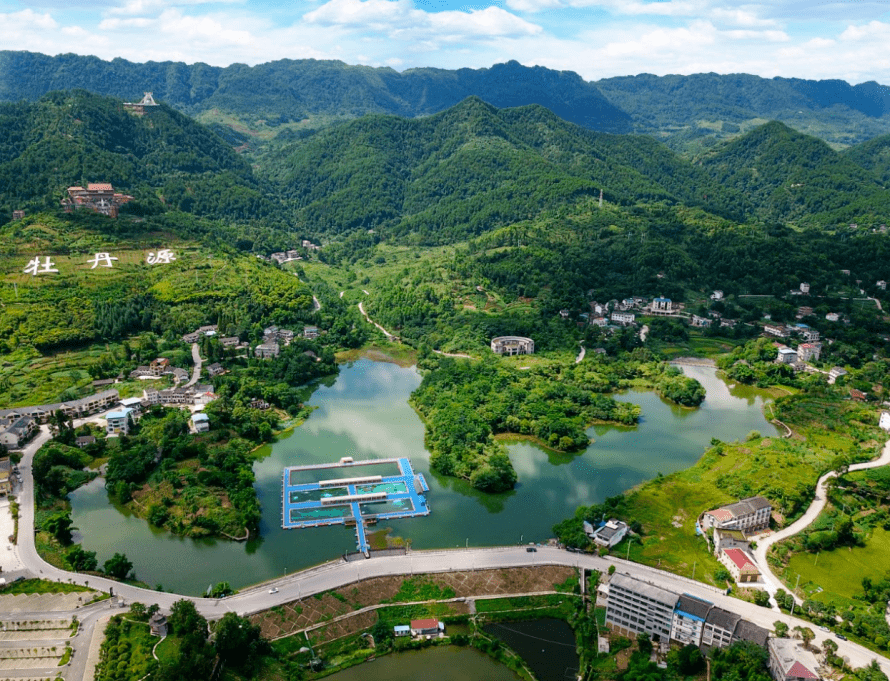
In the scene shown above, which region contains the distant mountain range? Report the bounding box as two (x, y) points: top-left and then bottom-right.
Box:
(3, 51), (890, 150)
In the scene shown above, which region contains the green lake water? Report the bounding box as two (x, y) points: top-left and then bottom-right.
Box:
(69, 359), (778, 594)
(326, 645), (521, 681)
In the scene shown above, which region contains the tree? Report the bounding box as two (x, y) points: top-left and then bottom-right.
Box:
(103, 552), (133, 580)
(637, 632), (653, 656)
(65, 545), (97, 572)
(774, 621), (789, 638)
(43, 512), (75, 545)
(753, 590), (771, 607)
(168, 599), (207, 638)
(794, 625), (815, 649)
(213, 612), (270, 673)
(822, 638), (838, 658)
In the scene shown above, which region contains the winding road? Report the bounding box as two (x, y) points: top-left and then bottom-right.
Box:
(7, 421), (890, 677)
(753, 438), (890, 606)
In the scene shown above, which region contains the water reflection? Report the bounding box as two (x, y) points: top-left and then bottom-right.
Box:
(69, 359), (778, 594)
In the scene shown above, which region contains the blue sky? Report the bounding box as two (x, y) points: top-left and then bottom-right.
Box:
(1, 0), (889, 83)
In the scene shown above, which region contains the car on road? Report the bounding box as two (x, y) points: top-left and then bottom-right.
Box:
(819, 626), (830, 632)
(269, 588), (278, 594)
(526, 547), (537, 552)
(836, 633), (847, 640)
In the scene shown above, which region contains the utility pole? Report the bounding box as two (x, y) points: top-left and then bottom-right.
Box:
(692, 561), (697, 580)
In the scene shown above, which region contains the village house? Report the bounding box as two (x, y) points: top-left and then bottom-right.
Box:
(393, 625), (411, 637)
(701, 496), (772, 535)
(763, 324), (789, 339)
(828, 366), (847, 383)
(767, 638), (821, 681)
(0, 458), (11, 496)
(12, 210), (25, 220)
(799, 283), (810, 294)
(777, 347), (798, 365)
(691, 315), (712, 328)
(878, 280), (887, 291)
(75, 435), (96, 448)
(651, 297), (673, 313)
(250, 399), (270, 410)
(150, 358), (170, 377)
(0, 390), (120, 425)
(720, 318), (738, 329)
(719, 547), (760, 583)
(713, 528), (749, 556)
(149, 613), (168, 637)
(671, 594), (713, 646)
(0, 415), (37, 449)
(710, 290), (724, 301)
(220, 336), (241, 348)
(825, 312), (840, 322)
(591, 316), (608, 327)
(880, 411), (890, 432)
(206, 363), (225, 377)
(106, 408), (133, 436)
(796, 306), (814, 319)
(255, 342), (280, 359)
(850, 388), (867, 402)
(588, 519), (629, 548)
(700, 607), (741, 650)
(605, 573), (677, 641)
(191, 413), (210, 433)
(796, 343), (821, 363)
(611, 311), (635, 326)
(410, 619), (444, 637)
(303, 326), (320, 340)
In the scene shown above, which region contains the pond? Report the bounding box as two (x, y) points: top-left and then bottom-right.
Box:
(483, 618), (578, 681)
(69, 359), (778, 594)
(327, 645), (521, 681)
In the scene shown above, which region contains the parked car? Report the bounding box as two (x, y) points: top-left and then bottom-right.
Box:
(269, 588), (279, 594)
(836, 633), (847, 641)
(526, 547), (537, 552)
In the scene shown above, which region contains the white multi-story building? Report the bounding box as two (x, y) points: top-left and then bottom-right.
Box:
(796, 343), (821, 363)
(610, 312), (635, 325)
(670, 594), (713, 646)
(701, 496), (772, 535)
(490, 336), (535, 356)
(590, 519), (629, 548)
(605, 573), (677, 642)
(767, 638), (821, 681)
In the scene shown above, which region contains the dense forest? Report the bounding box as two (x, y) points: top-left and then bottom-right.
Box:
(4, 51), (890, 150)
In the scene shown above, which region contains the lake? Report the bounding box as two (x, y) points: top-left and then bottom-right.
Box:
(69, 359), (778, 594)
(327, 645), (521, 681)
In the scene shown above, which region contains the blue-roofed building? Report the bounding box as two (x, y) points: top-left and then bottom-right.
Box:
(191, 412), (210, 433)
(393, 625), (411, 637)
(106, 408), (133, 435)
(670, 593), (713, 646)
(652, 297), (672, 313)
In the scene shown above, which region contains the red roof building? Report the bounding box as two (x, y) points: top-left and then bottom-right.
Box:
(719, 548), (760, 583)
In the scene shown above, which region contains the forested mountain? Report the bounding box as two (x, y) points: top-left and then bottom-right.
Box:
(0, 52), (630, 134)
(844, 133), (890, 184)
(597, 73), (890, 150)
(0, 90), (281, 222)
(697, 121), (890, 225)
(264, 97), (747, 243)
(5, 51), (890, 151)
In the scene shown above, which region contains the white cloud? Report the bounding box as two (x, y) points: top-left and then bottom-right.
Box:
(0, 7), (58, 30)
(109, 0), (243, 16)
(305, 0), (542, 39)
(840, 19), (890, 41)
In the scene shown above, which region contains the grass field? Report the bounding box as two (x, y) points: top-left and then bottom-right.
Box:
(785, 528), (890, 600)
(0, 578), (92, 595)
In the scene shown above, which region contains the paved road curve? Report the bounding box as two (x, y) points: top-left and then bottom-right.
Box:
(10, 427), (890, 678)
(753, 438), (890, 604)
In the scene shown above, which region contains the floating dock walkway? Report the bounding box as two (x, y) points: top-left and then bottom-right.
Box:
(282, 457), (430, 553)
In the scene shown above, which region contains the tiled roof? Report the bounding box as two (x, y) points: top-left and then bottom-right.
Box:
(706, 508), (735, 522)
(786, 661), (819, 679)
(411, 618), (439, 629)
(723, 548), (758, 572)
(705, 607), (740, 631)
(676, 594), (712, 622)
(87, 183), (113, 191)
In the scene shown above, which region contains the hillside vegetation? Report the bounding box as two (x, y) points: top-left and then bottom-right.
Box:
(0, 90), (280, 222)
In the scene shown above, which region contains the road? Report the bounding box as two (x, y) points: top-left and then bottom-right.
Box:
(575, 341), (585, 364)
(185, 342), (203, 387)
(357, 301), (397, 341)
(753, 438), (890, 605)
(9, 426), (890, 677)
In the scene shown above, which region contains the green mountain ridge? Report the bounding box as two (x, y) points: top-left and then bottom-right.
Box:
(698, 120), (890, 225)
(0, 90), (281, 222)
(4, 51), (890, 151)
(264, 96), (748, 244)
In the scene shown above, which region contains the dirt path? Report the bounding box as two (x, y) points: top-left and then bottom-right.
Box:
(358, 302), (397, 341)
(575, 341), (585, 364)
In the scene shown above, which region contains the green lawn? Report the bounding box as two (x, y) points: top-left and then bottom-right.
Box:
(0, 578), (92, 595)
(786, 527), (890, 600)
